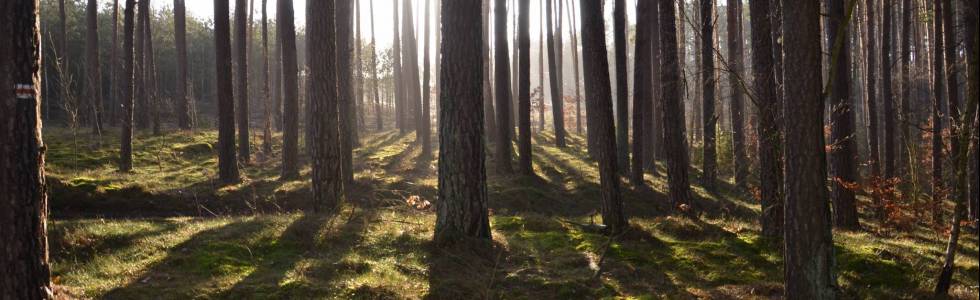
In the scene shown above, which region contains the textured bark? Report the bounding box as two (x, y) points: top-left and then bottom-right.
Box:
(175, 0), (191, 130)
(580, 0), (628, 234)
(370, 0), (383, 131)
(749, 0), (783, 238)
(941, 0), (961, 172)
(781, 0), (838, 297)
(0, 1), (51, 297)
(931, 0), (946, 225)
(483, 0), (497, 144)
(614, 0), (630, 172)
(261, 0), (272, 153)
(726, 0), (747, 190)
(699, 0), (717, 190)
(135, 0), (147, 130)
(882, 0), (896, 179)
(546, 0), (566, 147)
(494, 0), (513, 173)
(898, 0), (912, 175)
(518, 0), (533, 175)
(421, 0), (433, 155)
(279, 0), (300, 179)
(435, 0), (492, 243)
(307, 0), (344, 212)
(216, 0), (241, 183)
(828, 0), (861, 230)
(864, 0), (883, 221)
(567, 0), (582, 135)
(646, 3), (663, 171)
(354, 0), (364, 139)
(119, 0), (135, 171)
(235, 0), (251, 163)
(393, 0), (405, 133)
(109, 0), (119, 127)
(142, 0), (160, 135)
(965, 0), (978, 222)
(86, 0), (103, 134)
(338, 0), (355, 186)
(631, 0), (654, 186)
(403, 0), (422, 137)
(659, 0), (692, 210)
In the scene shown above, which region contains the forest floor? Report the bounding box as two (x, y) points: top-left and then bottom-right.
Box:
(44, 127), (979, 299)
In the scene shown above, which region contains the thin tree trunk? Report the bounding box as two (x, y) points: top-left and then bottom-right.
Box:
(421, 0), (433, 155)
(931, 0), (946, 225)
(483, 0), (497, 144)
(86, 0), (103, 134)
(0, 0), (50, 296)
(143, 0), (160, 136)
(494, 0), (513, 173)
(647, 2), (663, 172)
(882, 0), (897, 179)
(699, 0), (717, 190)
(749, 0), (783, 238)
(828, 0), (861, 230)
(631, 0), (654, 186)
(726, 0), (747, 190)
(435, 0), (492, 244)
(120, 0), (135, 171)
(864, 0), (884, 222)
(546, 0), (566, 147)
(393, 0), (405, 133)
(135, 0), (147, 130)
(781, 0), (838, 297)
(518, 0), (533, 175)
(216, 0), (241, 183)
(261, 0), (272, 153)
(235, 0), (251, 163)
(580, 0), (627, 234)
(539, 6), (546, 133)
(175, 0), (191, 130)
(308, 0), (343, 212)
(355, 0), (364, 141)
(659, 0), (692, 211)
(964, 0), (978, 222)
(370, 0), (383, 131)
(403, 0), (422, 137)
(613, 0), (629, 173)
(941, 0), (961, 175)
(567, 0), (582, 136)
(279, 0), (300, 179)
(110, 0), (120, 127)
(338, 0), (355, 186)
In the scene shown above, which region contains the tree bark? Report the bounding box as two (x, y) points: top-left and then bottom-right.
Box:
(898, 0), (912, 175)
(0, 0), (51, 297)
(338, 0), (355, 186)
(518, 0), (533, 175)
(864, 0), (884, 221)
(749, 0), (783, 239)
(699, 0), (717, 190)
(261, 0), (272, 153)
(659, 0), (692, 211)
(539, 7), (547, 134)
(828, 0), (861, 230)
(631, 0), (654, 187)
(494, 0), (513, 173)
(726, 0), (747, 190)
(307, 0), (344, 212)
(483, 0), (497, 145)
(421, 0), (433, 155)
(135, 0), (147, 130)
(175, 0), (191, 130)
(216, 0), (241, 183)
(370, 0), (383, 131)
(614, 0), (629, 173)
(567, 0), (582, 136)
(964, 0), (978, 222)
(354, 0), (364, 142)
(86, 0), (103, 134)
(580, 0), (628, 234)
(393, 0), (405, 133)
(435, 0), (492, 244)
(941, 0), (961, 178)
(119, 0), (135, 171)
(109, 0), (120, 127)
(931, 0), (946, 225)
(143, 0), (160, 136)
(781, 0), (838, 297)
(279, 0), (300, 179)
(882, 0), (897, 179)
(403, 0), (422, 139)
(235, 0), (251, 163)
(546, 0), (566, 147)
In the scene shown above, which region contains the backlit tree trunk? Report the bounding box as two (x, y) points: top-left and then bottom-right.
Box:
(930, 0), (945, 225)
(749, 0), (783, 238)
(631, 0), (654, 186)
(338, 0), (355, 186)
(216, 0), (241, 183)
(421, 0), (433, 155)
(235, 0), (251, 163)
(261, 0), (272, 153)
(726, 0), (747, 190)
(483, 0), (497, 145)
(393, 0), (405, 133)
(546, 0), (566, 147)
(567, 0), (582, 136)
(119, 0), (135, 171)
(828, 0), (861, 230)
(370, 0), (383, 131)
(882, 0), (896, 179)
(864, 0), (883, 221)
(614, 0), (629, 172)
(580, 0), (628, 234)
(175, 0), (191, 130)
(109, 0), (119, 127)
(308, 0), (344, 212)
(435, 0), (492, 244)
(659, 0), (692, 211)
(494, 0), (513, 173)
(279, 0), (300, 179)
(86, 0), (103, 134)
(0, 1), (51, 297)
(699, 0), (717, 190)
(781, 0), (838, 297)
(518, 0), (533, 175)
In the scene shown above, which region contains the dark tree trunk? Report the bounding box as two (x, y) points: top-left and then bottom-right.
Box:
(828, 0), (861, 230)
(135, 0), (147, 130)
(699, 0), (717, 191)
(143, 0), (160, 136)
(421, 0), (433, 155)
(781, 0), (838, 297)
(864, 0), (884, 222)
(393, 0), (405, 133)
(631, 0), (654, 186)
(235, 0), (251, 163)
(580, 0), (628, 234)
(494, 0), (513, 173)
(216, 0), (241, 183)
(547, 0), (566, 147)
(261, 0), (272, 153)
(86, 0), (103, 134)
(659, 0), (692, 211)
(539, 10), (547, 134)
(370, 0), (383, 131)
(175, 0), (191, 130)
(898, 0), (912, 175)
(120, 0), (135, 171)
(58, 0), (67, 116)
(749, 0), (783, 238)
(0, 1), (51, 297)
(931, 0), (946, 225)
(354, 0), (364, 141)
(941, 0), (961, 175)
(614, 0), (629, 173)
(965, 0), (978, 222)
(279, 0), (300, 179)
(726, 0), (747, 190)
(307, 0), (344, 212)
(882, 0), (896, 179)
(518, 0), (533, 175)
(403, 0), (422, 138)
(435, 0), (492, 244)
(646, 2), (663, 173)
(483, 0), (497, 145)
(110, 0), (120, 127)
(567, 0), (582, 136)
(338, 0), (355, 186)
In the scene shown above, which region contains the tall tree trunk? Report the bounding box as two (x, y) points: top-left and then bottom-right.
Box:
(781, 0), (838, 297)
(135, 0), (147, 130)
(931, 0), (946, 225)
(393, 0), (405, 133)
(647, 2), (663, 172)
(0, 1), (50, 297)
(518, 0), (533, 175)
(749, 0), (783, 238)
(260, 0), (272, 153)
(435, 0), (492, 244)
(421, 0), (433, 155)
(354, 0), (364, 142)
(279, 0), (300, 179)
(403, 0), (422, 137)
(308, 0), (344, 212)
(512, 0), (520, 139)
(864, 0), (884, 221)
(898, 0), (912, 176)
(567, 0), (582, 136)
(539, 6), (546, 133)
(483, 0), (497, 144)
(882, 0), (897, 179)
(941, 0), (961, 176)
(613, 0), (630, 173)
(580, 0), (627, 234)
(235, 0), (251, 163)
(110, 0), (120, 127)
(546, 0), (566, 147)
(120, 0), (135, 171)
(631, 0), (654, 186)
(659, 0), (692, 211)
(338, 0), (355, 187)
(143, 0), (160, 136)
(175, 0), (191, 130)
(370, 0), (383, 131)
(828, 0), (861, 230)
(726, 0), (747, 190)
(86, 0), (103, 134)
(964, 0), (978, 222)
(216, 0), (241, 183)
(494, 0), (513, 173)
(58, 0), (68, 117)
(699, 0), (717, 190)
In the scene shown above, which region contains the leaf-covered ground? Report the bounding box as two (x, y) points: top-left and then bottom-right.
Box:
(45, 128), (979, 299)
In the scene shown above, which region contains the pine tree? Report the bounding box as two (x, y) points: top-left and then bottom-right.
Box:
(494, 0), (514, 173)
(307, 0), (344, 212)
(546, 0), (566, 147)
(828, 0), (860, 229)
(748, 0), (783, 238)
(120, 0), (136, 172)
(86, 0), (103, 134)
(216, 0), (241, 183)
(279, 0), (300, 179)
(699, 0), (717, 191)
(726, 0), (747, 190)
(338, 0), (355, 186)
(235, 0), (251, 163)
(518, 0), (533, 175)
(659, 0), (692, 211)
(175, 0), (192, 130)
(631, 0), (654, 186)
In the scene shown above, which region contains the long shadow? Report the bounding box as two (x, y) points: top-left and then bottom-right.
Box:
(50, 219), (183, 271)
